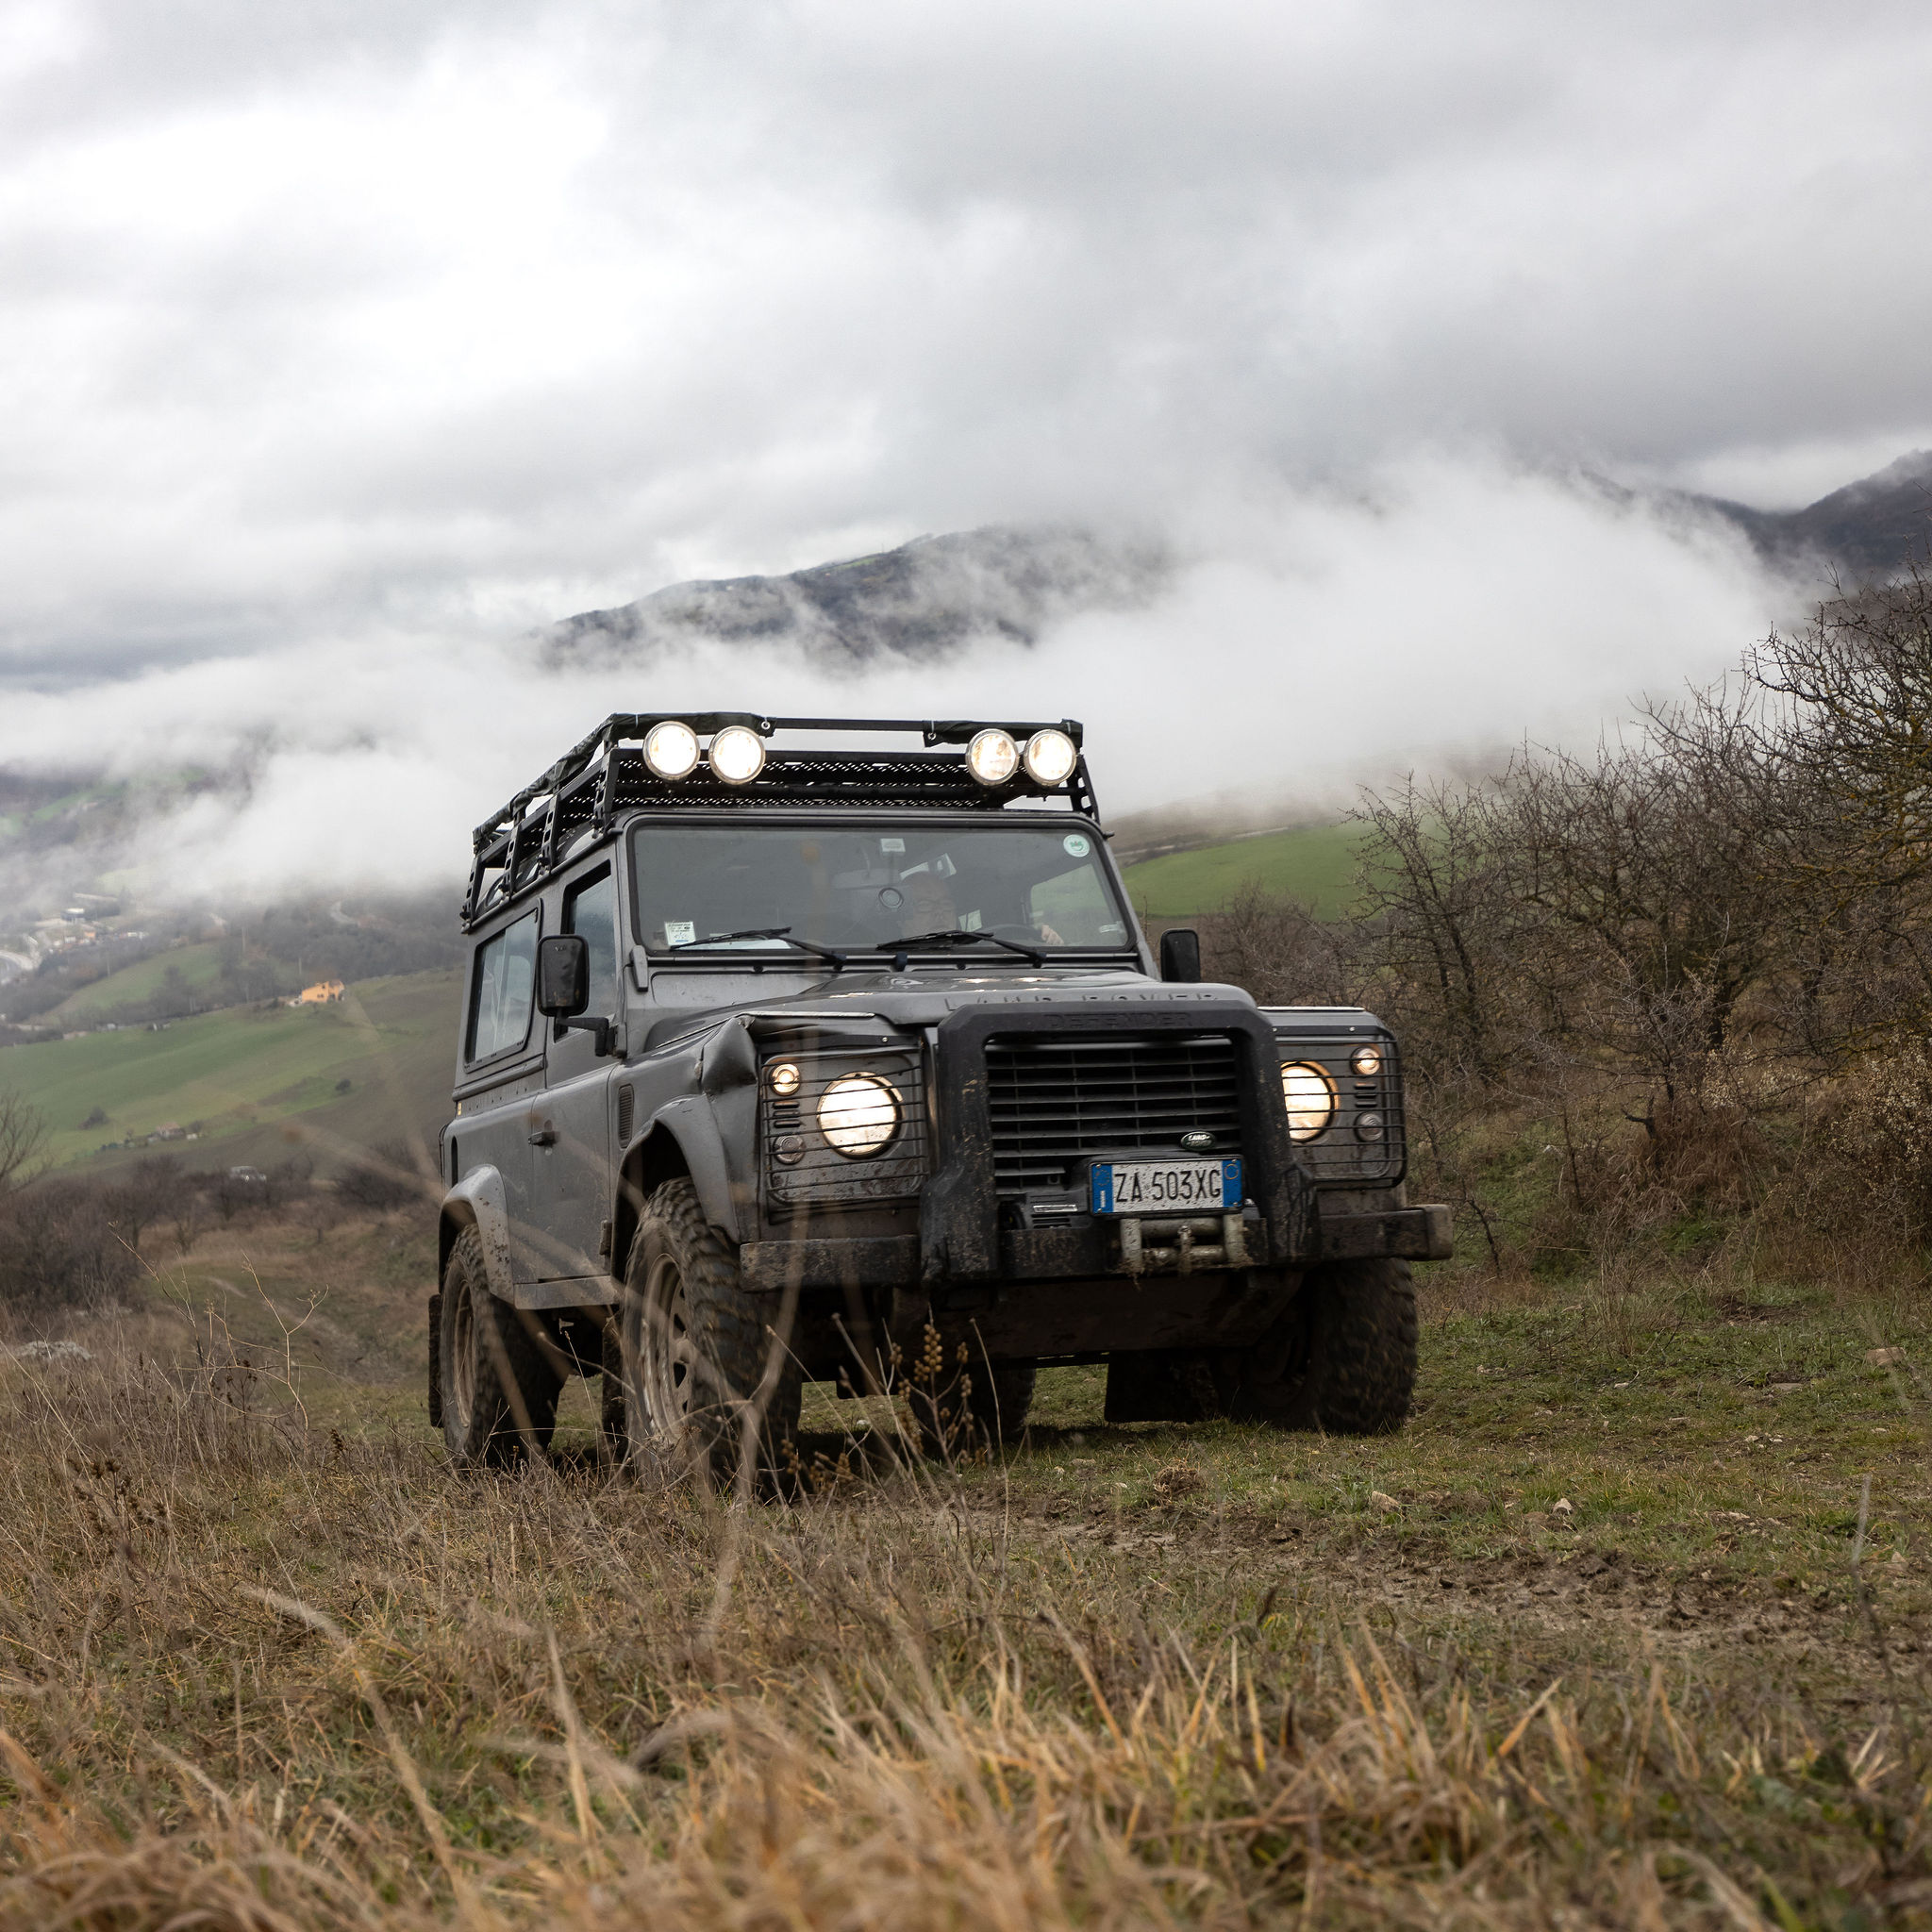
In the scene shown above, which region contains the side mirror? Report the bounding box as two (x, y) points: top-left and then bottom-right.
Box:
(1159, 928), (1202, 984)
(537, 934), (591, 1017)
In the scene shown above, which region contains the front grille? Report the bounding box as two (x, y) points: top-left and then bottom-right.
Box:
(985, 1035), (1242, 1194)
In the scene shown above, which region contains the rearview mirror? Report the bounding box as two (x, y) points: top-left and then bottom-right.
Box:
(1159, 928), (1201, 984)
(536, 933), (591, 1017)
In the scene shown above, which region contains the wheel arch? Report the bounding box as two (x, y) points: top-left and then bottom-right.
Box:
(614, 1099), (743, 1278)
(439, 1166), (516, 1306)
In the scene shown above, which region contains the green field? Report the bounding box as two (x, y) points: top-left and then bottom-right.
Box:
(1118, 820), (1366, 918)
(41, 939), (231, 1023)
(2, 969), (458, 1171)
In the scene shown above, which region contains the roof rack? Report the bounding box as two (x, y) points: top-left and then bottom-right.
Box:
(462, 713), (1095, 929)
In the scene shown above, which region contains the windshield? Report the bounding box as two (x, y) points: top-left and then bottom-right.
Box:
(630, 821), (1134, 956)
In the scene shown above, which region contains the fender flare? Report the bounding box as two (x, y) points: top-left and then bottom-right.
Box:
(621, 1098), (746, 1253)
(440, 1167), (516, 1306)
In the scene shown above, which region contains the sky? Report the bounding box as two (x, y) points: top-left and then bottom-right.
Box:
(3, 0), (1932, 895)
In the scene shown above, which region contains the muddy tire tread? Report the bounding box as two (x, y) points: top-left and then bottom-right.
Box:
(627, 1178), (801, 1485)
(1301, 1257), (1418, 1435)
(441, 1225), (562, 1468)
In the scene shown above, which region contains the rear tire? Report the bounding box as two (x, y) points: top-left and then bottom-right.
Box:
(905, 1347), (1037, 1458)
(614, 1178), (801, 1488)
(439, 1225), (562, 1468)
(1220, 1257), (1417, 1435)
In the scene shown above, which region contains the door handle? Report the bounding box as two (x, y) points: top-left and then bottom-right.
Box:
(527, 1124), (558, 1147)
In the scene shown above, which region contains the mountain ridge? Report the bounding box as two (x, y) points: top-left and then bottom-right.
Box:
(541, 454), (1932, 680)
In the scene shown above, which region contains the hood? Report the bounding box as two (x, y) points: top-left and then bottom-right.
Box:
(641, 965), (1257, 1050)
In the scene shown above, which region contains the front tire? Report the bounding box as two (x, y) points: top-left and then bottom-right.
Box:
(613, 1179), (801, 1488)
(1220, 1257), (1417, 1435)
(439, 1226), (562, 1468)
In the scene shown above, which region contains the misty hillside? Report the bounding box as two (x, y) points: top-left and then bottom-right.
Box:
(543, 459), (1932, 679)
(541, 525), (1170, 670)
(1696, 449), (1932, 578)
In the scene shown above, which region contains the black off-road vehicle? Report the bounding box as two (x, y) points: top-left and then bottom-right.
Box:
(428, 714), (1451, 1476)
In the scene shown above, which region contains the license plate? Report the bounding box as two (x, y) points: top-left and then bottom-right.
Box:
(1090, 1158), (1241, 1215)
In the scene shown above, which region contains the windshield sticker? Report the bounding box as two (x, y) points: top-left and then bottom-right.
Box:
(1063, 832), (1091, 858)
(879, 837), (905, 853)
(664, 920), (696, 946)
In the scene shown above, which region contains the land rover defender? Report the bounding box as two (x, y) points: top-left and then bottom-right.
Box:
(429, 714), (1451, 1476)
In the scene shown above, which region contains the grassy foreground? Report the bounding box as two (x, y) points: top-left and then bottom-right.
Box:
(1, 1218), (1930, 1928)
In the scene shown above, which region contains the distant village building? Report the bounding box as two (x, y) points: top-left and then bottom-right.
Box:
(290, 979), (345, 1007)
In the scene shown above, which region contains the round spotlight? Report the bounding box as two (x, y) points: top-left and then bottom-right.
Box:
(816, 1072), (902, 1158)
(767, 1060), (801, 1097)
(1350, 1044), (1384, 1077)
(1021, 728), (1077, 787)
(966, 728), (1019, 786)
(1281, 1061), (1337, 1141)
(708, 724), (766, 785)
(643, 720), (700, 780)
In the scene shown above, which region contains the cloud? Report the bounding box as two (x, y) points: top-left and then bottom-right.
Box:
(0, 0), (1921, 900)
(0, 0), (1924, 675)
(0, 455), (1777, 904)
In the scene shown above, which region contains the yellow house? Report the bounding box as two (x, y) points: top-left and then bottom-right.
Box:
(290, 979), (345, 1007)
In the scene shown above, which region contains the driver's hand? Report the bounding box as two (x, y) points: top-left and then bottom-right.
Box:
(1037, 922), (1063, 944)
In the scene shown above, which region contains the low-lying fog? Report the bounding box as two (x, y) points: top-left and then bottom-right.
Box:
(0, 456), (1786, 906)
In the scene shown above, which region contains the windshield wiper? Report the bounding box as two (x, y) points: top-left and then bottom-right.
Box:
(668, 926), (848, 970)
(873, 928), (1045, 967)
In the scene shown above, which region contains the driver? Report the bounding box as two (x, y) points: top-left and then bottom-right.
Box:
(891, 863), (1061, 944)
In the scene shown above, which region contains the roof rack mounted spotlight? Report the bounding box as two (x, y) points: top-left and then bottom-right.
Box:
(644, 720), (700, 779)
(1021, 727), (1077, 787)
(708, 723), (766, 784)
(967, 728), (1019, 785)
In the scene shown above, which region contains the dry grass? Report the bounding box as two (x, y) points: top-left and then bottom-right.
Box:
(2, 1273), (1930, 1932)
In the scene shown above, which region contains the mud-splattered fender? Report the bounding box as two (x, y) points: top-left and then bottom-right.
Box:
(626, 1098), (749, 1245)
(440, 1167), (515, 1305)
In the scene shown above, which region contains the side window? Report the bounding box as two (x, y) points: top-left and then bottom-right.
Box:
(563, 867), (618, 1015)
(465, 911), (539, 1061)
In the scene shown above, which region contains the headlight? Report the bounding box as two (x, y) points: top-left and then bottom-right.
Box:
(1021, 727), (1076, 786)
(1281, 1061), (1336, 1141)
(817, 1072), (902, 1158)
(966, 728), (1019, 786)
(644, 720), (700, 780)
(767, 1060), (801, 1096)
(708, 724), (766, 784)
(1350, 1044), (1383, 1077)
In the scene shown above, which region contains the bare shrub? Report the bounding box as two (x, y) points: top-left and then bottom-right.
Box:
(0, 1087), (47, 1196)
(103, 1154), (186, 1249)
(1813, 1043), (1932, 1246)
(1204, 880), (1371, 1008)
(0, 1176), (139, 1313)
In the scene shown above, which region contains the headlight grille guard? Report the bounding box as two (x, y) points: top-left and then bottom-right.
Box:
(760, 1045), (928, 1212)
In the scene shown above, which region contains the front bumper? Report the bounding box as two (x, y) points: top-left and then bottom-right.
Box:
(739, 1201), (1453, 1293)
